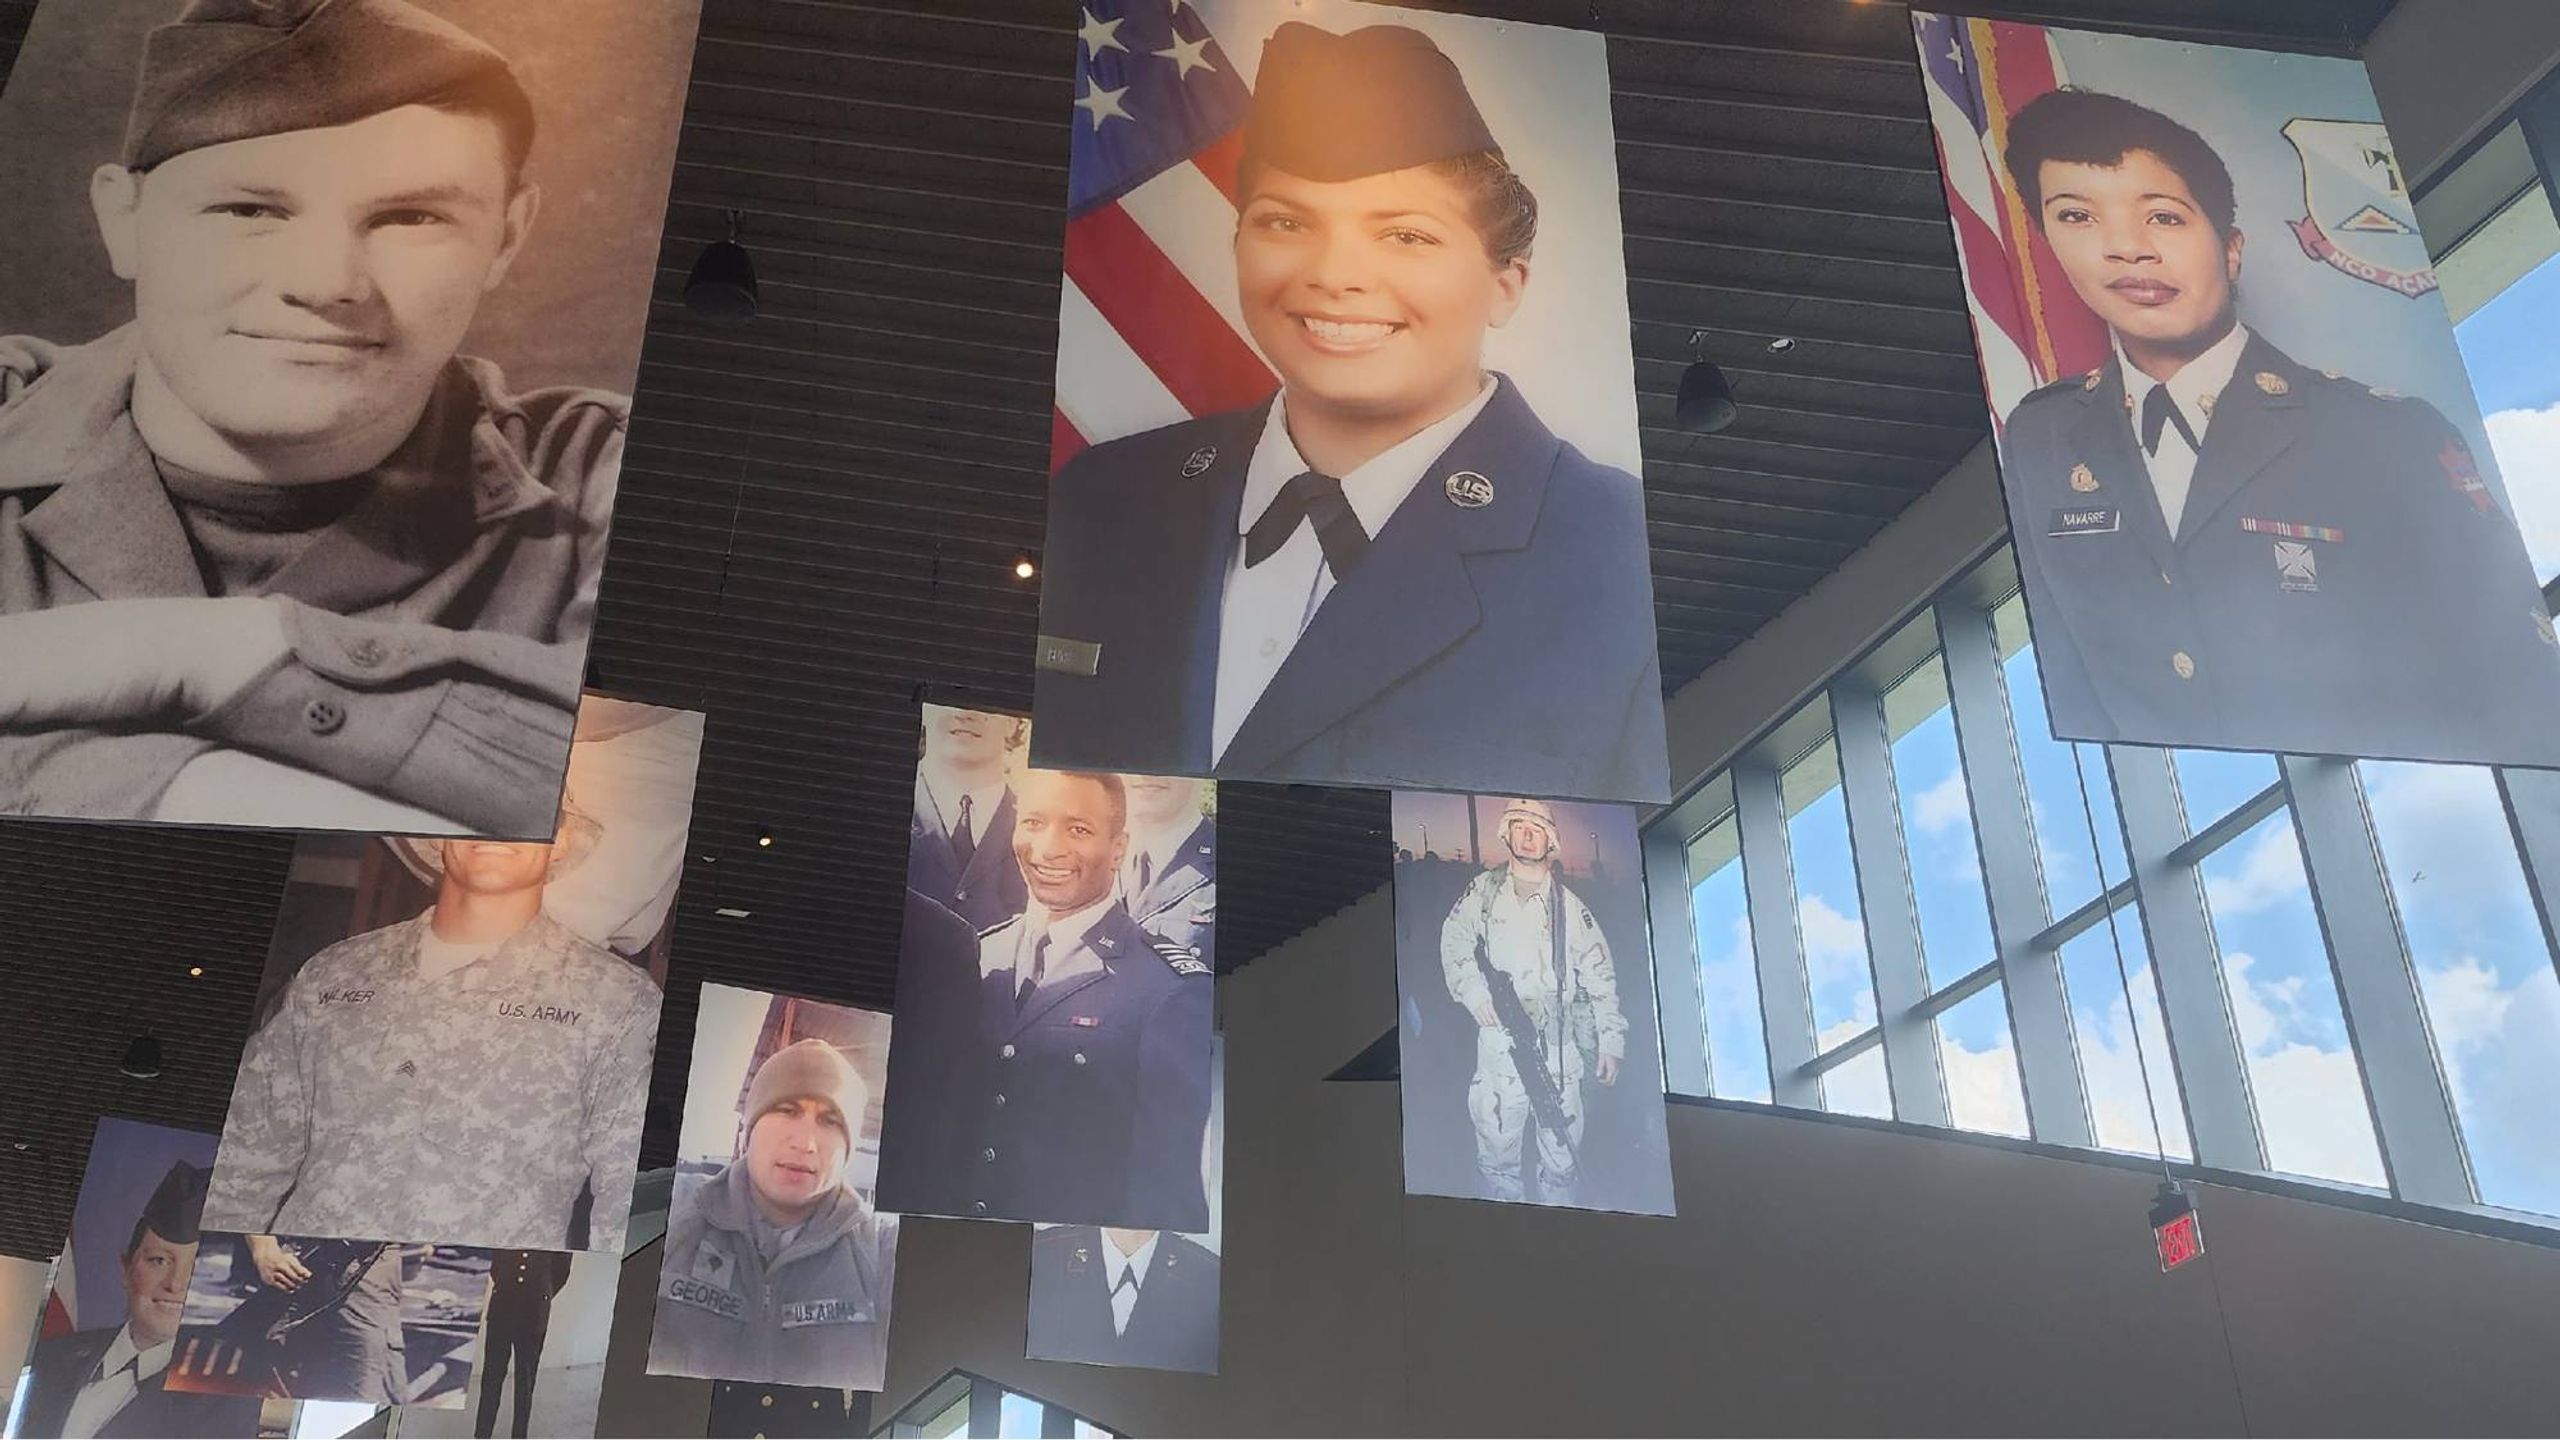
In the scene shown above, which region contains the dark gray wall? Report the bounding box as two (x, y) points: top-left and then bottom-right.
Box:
(594, 891), (2560, 1437)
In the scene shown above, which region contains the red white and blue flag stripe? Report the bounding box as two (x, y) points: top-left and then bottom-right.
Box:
(1055, 0), (1278, 473)
(1911, 12), (2108, 428)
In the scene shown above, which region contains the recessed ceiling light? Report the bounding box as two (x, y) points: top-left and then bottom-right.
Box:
(756, 834), (775, 849)
(1767, 336), (1798, 353)
(715, 907), (753, 919)
(1013, 551), (1039, 581)
(187, 966), (204, 978)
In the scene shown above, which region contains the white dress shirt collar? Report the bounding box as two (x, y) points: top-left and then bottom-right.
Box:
(1237, 376), (1501, 541)
(2116, 322), (2250, 445)
(1125, 818), (1195, 896)
(1100, 1231), (1159, 1335)
(62, 1325), (167, 1440)
(1007, 890), (1122, 987)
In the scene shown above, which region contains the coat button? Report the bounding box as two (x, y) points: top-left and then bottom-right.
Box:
(2172, 651), (2196, 680)
(760, 1395), (773, 1408)
(972, 1200), (988, 1214)
(993, 1093), (1007, 1107)
(1000, 1043), (1017, 1059)
(954, 885), (970, 902)
(982, 1147), (997, 1163)
(349, 637), (387, 669)
(303, 698), (346, 735)
(1072, 1052), (1087, 1066)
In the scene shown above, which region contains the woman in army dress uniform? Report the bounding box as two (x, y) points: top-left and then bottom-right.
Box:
(1032, 20), (1667, 803)
(1996, 88), (2560, 765)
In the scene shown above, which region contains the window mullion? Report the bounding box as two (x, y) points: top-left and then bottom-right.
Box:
(1734, 757), (1821, 1107)
(1831, 678), (1951, 1126)
(2494, 765), (2560, 987)
(2108, 744), (2265, 1169)
(1644, 822), (1713, 1097)
(1936, 600), (2091, 1145)
(2280, 755), (2474, 1206)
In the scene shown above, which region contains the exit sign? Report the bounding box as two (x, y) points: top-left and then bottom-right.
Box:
(2150, 1182), (2203, 1272)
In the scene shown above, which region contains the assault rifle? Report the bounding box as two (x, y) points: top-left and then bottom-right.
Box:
(1472, 938), (1579, 1164)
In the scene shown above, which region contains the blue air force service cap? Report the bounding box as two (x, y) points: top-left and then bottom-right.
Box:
(133, 1160), (209, 1250)
(1240, 22), (1499, 184)
(122, 0), (531, 171)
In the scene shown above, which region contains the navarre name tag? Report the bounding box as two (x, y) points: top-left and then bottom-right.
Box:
(1036, 634), (1102, 676)
(2047, 507), (2121, 536)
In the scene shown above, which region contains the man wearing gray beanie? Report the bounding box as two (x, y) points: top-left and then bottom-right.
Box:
(649, 1038), (899, 1389)
(0, 0), (623, 836)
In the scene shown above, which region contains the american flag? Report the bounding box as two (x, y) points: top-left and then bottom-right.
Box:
(1053, 0), (1278, 474)
(1911, 12), (2107, 427)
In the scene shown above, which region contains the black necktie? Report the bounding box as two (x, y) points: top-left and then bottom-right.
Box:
(1016, 934), (1050, 1010)
(1132, 851), (1154, 899)
(2140, 385), (2199, 458)
(1114, 1268), (1138, 1295)
(1245, 471), (1369, 577)
(950, 793), (976, 870)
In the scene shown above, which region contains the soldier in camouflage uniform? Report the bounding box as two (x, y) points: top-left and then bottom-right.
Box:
(205, 829), (661, 1252)
(0, 0), (624, 835)
(1439, 799), (1626, 1204)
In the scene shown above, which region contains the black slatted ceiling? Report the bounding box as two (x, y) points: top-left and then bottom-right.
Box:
(0, 0), (2393, 1259)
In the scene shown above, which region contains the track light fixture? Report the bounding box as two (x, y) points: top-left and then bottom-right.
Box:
(1675, 329), (1738, 434)
(684, 209), (760, 323)
(1013, 551), (1039, 581)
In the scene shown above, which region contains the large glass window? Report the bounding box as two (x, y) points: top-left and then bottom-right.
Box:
(2362, 760), (2560, 1214)
(1821, 1047), (1893, 1120)
(1784, 738), (1878, 1054)
(1994, 596), (2127, 916)
(2172, 748), (2279, 834)
(1936, 984), (2028, 1137)
(2455, 248), (2560, 584)
(1687, 812), (1769, 1103)
(2193, 811), (2386, 1186)
(2057, 905), (2193, 1161)
(1886, 656), (1996, 989)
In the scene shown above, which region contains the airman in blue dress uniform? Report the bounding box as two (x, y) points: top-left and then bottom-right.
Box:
(1032, 21), (1668, 803)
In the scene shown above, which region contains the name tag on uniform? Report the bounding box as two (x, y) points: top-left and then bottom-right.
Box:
(664, 1275), (743, 1319)
(1035, 634), (1102, 676)
(2047, 507), (2121, 536)
(781, 1297), (872, 1327)
(494, 1002), (583, 1026)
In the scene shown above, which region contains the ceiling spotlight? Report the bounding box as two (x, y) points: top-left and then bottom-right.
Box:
(684, 210), (759, 323)
(1676, 330), (1738, 434)
(1766, 335), (1799, 353)
(187, 966), (204, 978)
(1013, 551), (1039, 581)
(756, 833), (775, 849)
(119, 1033), (164, 1080)
(715, 907), (754, 919)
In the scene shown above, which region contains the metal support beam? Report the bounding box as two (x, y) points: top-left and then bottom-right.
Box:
(2495, 765), (2560, 983)
(1830, 680), (1950, 1127)
(1935, 600), (2091, 1146)
(1643, 821), (1713, 1097)
(1733, 757), (1820, 1108)
(2280, 755), (2473, 1206)
(2107, 745), (2264, 1170)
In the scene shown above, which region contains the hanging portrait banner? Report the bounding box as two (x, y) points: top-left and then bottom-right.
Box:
(877, 703), (1218, 1232)
(1028, 0), (1669, 804)
(0, 0), (702, 837)
(1025, 1039), (1225, 1376)
(394, 1249), (617, 1440)
(13, 1119), (263, 1438)
(202, 698), (705, 1254)
(645, 984), (899, 1392)
(1392, 793), (1676, 1216)
(1912, 13), (2560, 766)
(166, 1236), (489, 1409)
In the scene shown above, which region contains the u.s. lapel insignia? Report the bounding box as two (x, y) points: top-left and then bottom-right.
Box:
(1181, 446), (1218, 478)
(2068, 463), (2100, 494)
(1445, 470), (1494, 508)
(2272, 540), (2318, 592)
(2254, 371), (2290, 396)
(2197, 392), (2217, 418)
(2536, 610), (2557, 647)
(2370, 385), (2404, 400)
(2081, 370), (2102, 392)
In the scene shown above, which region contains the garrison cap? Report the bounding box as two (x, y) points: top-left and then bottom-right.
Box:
(122, 0), (530, 171)
(133, 1160), (210, 1250)
(1240, 22), (1499, 184)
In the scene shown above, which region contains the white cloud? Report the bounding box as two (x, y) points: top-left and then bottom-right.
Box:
(2074, 973), (2195, 1162)
(2362, 760), (2536, 914)
(1911, 768), (1971, 837)
(1815, 1019), (1892, 1119)
(2482, 404), (2560, 580)
(2417, 957), (2560, 1214)
(1796, 893), (1872, 995)
(2221, 952), (2386, 1186)
(2200, 821), (2310, 918)
(1940, 1030), (2030, 1137)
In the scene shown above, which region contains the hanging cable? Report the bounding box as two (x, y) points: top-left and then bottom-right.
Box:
(2067, 740), (2175, 1185)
